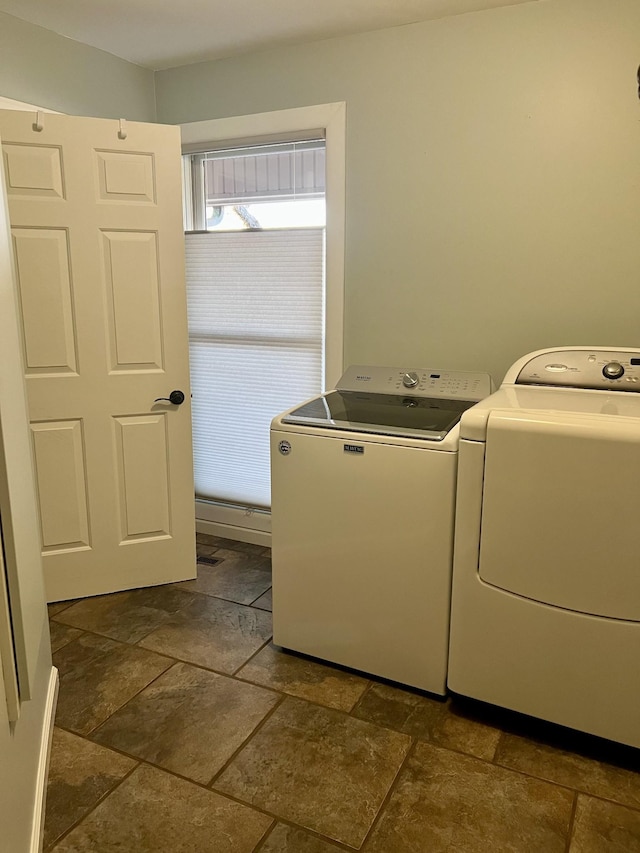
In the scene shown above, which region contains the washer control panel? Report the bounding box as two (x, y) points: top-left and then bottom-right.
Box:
(516, 350), (640, 391)
(336, 365), (493, 401)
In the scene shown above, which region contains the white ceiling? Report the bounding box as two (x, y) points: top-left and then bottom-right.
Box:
(0, 0), (538, 71)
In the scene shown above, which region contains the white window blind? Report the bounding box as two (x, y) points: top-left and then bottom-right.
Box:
(185, 229), (325, 508)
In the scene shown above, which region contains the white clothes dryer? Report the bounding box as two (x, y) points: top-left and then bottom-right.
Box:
(448, 346), (640, 747)
(271, 364), (492, 695)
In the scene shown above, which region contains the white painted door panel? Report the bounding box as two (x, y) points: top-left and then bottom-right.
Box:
(0, 109), (196, 601)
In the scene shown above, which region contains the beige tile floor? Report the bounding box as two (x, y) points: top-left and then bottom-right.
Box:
(45, 533), (640, 852)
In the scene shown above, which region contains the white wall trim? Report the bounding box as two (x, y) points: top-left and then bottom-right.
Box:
(0, 97), (61, 113)
(30, 666), (58, 853)
(195, 499), (271, 547)
(180, 102), (346, 389)
(196, 518), (271, 548)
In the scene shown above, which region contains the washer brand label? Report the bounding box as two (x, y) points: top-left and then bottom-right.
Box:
(344, 444), (364, 454)
(278, 440), (292, 455)
(355, 375), (371, 381)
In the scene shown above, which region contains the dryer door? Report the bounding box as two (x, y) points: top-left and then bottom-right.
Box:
(478, 410), (640, 621)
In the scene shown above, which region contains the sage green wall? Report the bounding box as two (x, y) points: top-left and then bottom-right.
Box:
(157, 0), (640, 383)
(0, 12), (155, 120)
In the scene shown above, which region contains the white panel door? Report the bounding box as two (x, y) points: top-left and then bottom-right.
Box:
(0, 109), (196, 601)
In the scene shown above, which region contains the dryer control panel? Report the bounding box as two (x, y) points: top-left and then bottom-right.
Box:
(514, 349), (640, 391)
(337, 365), (493, 401)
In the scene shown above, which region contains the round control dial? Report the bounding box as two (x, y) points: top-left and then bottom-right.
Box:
(402, 372), (419, 388)
(603, 361), (625, 380)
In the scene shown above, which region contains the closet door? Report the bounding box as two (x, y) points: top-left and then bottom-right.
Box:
(0, 109), (196, 601)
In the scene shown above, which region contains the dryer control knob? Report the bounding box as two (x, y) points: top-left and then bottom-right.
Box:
(603, 361), (625, 380)
(402, 372), (419, 388)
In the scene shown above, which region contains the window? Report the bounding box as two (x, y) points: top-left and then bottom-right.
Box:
(184, 140), (325, 508)
(181, 104), (345, 541)
(194, 138), (325, 230)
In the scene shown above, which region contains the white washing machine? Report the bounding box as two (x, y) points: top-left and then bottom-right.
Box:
(448, 346), (640, 747)
(270, 364), (492, 694)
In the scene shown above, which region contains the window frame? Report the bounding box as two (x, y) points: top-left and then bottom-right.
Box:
(180, 103), (346, 544)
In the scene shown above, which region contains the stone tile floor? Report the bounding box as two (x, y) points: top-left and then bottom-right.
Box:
(45, 533), (640, 852)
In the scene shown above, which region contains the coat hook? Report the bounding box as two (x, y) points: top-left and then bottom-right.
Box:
(118, 118), (127, 140)
(33, 111), (44, 132)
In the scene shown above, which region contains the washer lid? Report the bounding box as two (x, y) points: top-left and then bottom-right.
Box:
(282, 390), (476, 441)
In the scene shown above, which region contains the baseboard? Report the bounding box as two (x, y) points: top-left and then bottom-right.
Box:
(30, 666), (59, 853)
(195, 518), (271, 548)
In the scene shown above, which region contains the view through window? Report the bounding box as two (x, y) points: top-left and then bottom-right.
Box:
(184, 139), (326, 512)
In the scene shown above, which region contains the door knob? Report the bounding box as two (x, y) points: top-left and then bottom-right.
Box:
(154, 390), (185, 405)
